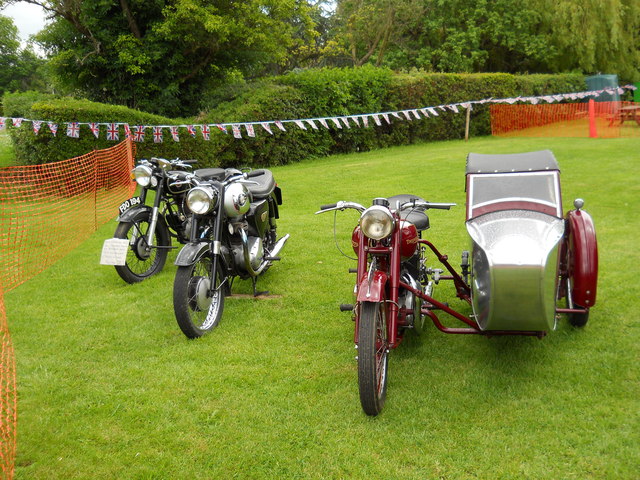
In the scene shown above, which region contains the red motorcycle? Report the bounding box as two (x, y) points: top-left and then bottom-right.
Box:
(317, 150), (598, 416)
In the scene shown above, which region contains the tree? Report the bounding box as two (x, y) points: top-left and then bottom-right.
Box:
(0, 14), (47, 96)
(1, 0), (319, 116)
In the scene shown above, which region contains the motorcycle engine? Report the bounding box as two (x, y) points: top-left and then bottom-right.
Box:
(233, 234), (264, 271)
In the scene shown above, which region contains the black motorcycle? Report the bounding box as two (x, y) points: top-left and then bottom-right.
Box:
(173, 167), (289, 338)
(102, 157), (218, 283)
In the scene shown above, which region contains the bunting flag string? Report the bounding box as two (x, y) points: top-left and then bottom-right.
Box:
(0, 85), (635, 142)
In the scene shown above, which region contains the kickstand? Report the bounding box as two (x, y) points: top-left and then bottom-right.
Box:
(252, 277), (269, 297)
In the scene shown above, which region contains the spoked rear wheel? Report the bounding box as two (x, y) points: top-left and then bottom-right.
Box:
(173, 253), (225, 338)
(357, 301), (389, 416)
(114, 210), (170, 283)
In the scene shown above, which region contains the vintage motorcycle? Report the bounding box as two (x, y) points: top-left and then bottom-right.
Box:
(317, 150), (598, 416)
(101, 157), (199, 283)
(172, 167), (289, 338)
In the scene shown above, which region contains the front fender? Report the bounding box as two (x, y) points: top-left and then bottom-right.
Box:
(118, 205), (152, 223)
(175, 242), (210, 267)
(566, 209), (598, 307)
(357, 270), (388, 303)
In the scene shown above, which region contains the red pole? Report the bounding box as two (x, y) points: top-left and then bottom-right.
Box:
(588, 99), (598, 138)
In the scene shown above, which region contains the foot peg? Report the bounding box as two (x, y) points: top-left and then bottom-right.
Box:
(340, 304), (354, 312)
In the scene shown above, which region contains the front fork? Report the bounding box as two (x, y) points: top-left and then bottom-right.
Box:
(355, 227), (402, 348)
(143, 182), (164, 251)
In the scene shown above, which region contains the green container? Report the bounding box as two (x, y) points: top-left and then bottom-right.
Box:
(585, 74), (619, 102)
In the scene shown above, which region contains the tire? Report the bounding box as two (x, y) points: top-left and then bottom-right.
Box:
(173, 253), (225, 338)
(357, 301), (389, 416)
(114, 210), (170, 283)
(568, 307), (589, 327)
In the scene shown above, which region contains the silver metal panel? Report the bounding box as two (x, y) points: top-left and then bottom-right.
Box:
(466, 210), (564, 331)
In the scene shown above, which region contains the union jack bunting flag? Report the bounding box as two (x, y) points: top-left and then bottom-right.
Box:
(0, 117), (5, 129)
(170, 126), (179, 142)
(362, 116), (369, 128)
(341, 117), (351, 128)
(294, 120), (306, 130)
(351, 116), (361, 127)
(134, 125), (145, 142)
(275, 121), (286, 132)
(216, 124), (227, 134)
(232, 124), (241, 139)
(187, 125), (196, 137)
(153, 126), (163, 143)
(89, 122), (100, 138)
(123, 124), (132, 139)
(48, 123), (58, 136)
(331, 118), (342, 129)
(107, 123), (119, 141)
(245, 124), (255, 137)
(32, 120), (42, 135)
(67, 122), (80, 138)
(305, 120), (318, 130)
(382, 113), (391, 124)
(318, 118), (328, 129)
(13, 118), (23, 127)
(372, 114), (382, 126)
(200, 124), (210, 140)
(260, 122), (273, 135)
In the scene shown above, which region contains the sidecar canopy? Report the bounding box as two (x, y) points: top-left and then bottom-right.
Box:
(465, 150), (564, 332)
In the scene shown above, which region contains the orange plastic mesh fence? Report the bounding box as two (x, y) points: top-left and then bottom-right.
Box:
(0, 289), (16, 480)
(490, 101), (640, 138)
(0, 139), (136, 479)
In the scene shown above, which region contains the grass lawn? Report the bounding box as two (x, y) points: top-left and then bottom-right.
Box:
(4, 135), (640, 479)
(0, 131), (15, 168)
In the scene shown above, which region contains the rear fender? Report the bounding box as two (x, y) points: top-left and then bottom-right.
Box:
(357, 270), (388, 303)
(175, 242), (210, 267)
(566, 209), (598, 307)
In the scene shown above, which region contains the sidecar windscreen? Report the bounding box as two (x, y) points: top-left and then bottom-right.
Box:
(465, 150), (562, 220)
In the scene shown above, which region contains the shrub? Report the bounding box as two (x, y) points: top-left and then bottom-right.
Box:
(3, 71), (587, 167)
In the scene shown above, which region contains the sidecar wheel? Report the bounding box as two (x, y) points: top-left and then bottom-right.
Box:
(173, 253), (225, 338)
(114, 211), (170, 283)
(357, 301), (389, 416)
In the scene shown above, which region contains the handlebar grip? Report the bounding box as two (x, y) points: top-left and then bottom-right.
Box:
(183, 159), (198, 164)
(246, 169), (266, 178)
(320, 203), (338, 210)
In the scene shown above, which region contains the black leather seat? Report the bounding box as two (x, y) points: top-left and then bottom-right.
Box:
(194, 168), (226, 181)
(246, 170), (276, 199)
(387, 194), (430, 231)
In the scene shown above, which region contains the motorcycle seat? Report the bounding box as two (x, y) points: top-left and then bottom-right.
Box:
(246, 170), (276, 199)
(387, 194), (430, 231)
(194, 168), (226, 181)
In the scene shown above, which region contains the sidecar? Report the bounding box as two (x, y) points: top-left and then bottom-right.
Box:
(465, 150), (598, 332)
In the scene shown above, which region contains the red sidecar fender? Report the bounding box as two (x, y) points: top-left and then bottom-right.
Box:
(566, 209), (598, 307)
(357, 270), (388, 303)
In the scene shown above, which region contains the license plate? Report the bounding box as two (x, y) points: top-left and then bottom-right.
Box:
(118, 196), (142, 214)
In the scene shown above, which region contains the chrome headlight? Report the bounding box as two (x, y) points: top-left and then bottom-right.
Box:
(360, 205), (395, 240)
(133, 164), (153, 187)
(187, 186), (217, 215)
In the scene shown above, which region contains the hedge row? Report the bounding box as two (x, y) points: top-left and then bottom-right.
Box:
(4, 68), (586, 167)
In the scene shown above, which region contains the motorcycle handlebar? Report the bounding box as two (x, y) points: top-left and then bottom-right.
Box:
(320, 203), (338, 211)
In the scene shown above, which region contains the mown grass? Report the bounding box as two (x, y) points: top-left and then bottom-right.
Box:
(4, 136), (640, 479)
(0, 131), (15, 168)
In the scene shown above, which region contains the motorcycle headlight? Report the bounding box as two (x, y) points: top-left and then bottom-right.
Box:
(187, 186), (217, 215)
(133, 164), (153, 187)
(360, 205), (395, 240)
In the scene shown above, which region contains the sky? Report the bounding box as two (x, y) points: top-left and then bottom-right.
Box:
(1, 2), (48, 44)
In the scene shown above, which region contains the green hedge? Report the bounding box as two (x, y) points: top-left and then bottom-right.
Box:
(3, 70), (586, 167)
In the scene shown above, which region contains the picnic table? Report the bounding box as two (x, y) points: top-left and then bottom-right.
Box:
(609, 104), (640, 126)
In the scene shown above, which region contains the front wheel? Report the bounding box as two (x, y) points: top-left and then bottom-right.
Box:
(357, 301), (389, 416)
(114, 210), (170, 283)
(173, 253), (225, 338)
